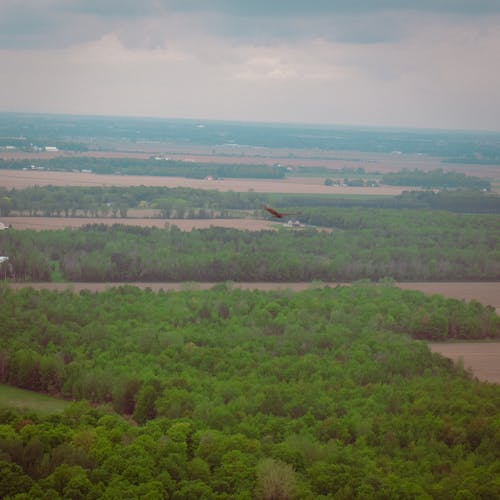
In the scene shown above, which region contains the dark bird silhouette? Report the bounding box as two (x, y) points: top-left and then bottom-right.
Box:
(261, 205), (299, 219)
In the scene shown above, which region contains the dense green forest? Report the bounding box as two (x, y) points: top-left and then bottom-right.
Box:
(2, 186), (499, 219)
(1, 207), (499, 282)
(0, 284), (499, 498)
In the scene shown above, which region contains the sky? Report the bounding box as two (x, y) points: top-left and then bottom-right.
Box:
(1, 0), (500, 131)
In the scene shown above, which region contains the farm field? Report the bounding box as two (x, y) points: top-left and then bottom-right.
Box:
(0, 216), (278, 232)
(0, 168), (413, 195)
(0, 383), (70, 415)
(1, 148), (499, 178)
(429, 343), (500, 384)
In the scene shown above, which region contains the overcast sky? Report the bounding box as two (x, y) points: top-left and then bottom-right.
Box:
(1, 0), (500, 131)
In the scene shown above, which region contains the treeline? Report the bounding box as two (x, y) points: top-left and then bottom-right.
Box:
(1, 207), (498, 282)
(2, 185), (500, 218)
(0, 157), (286, 179)
(286, 190), (500, 214)
(382, 168), (491, 190)
(0, 284), (499, 498)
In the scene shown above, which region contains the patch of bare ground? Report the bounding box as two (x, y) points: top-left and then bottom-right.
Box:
(0, 169), (411, 195)
(396, 282), (500, 312)
(429, 343), (500, 384)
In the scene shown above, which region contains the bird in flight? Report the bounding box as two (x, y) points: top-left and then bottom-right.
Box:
(261, 205), (299, 219)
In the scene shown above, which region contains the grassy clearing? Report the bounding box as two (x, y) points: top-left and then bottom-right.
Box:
(0, 384), (70, 415)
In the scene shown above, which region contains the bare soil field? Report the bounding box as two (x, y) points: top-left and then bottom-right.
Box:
(0, 216), (277, 231)
(429, 342), (500, 384)
(396, 282), (500, 311)
(0, 169), (409, 195)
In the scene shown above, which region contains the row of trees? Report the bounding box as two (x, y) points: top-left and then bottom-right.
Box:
(0, 157), (287, 179)
(381, 168), (491, 190)
(0, 283), (499, 498)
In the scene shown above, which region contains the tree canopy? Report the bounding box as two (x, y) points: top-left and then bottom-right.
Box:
(0, 283), (499, 498)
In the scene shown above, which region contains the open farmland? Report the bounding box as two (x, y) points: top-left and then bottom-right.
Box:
(0, 168), (413, 195)
(1, 147), (499, 178)
(0, 216), (278, 231)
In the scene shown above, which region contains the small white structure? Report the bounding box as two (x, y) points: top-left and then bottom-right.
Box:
(0, 222), (7, 230)
(284, 220), (305, 228)
(45, 146), (58, 152)
(0, 256), (8, 264)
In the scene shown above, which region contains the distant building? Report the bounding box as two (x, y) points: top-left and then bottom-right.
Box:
(45, 146), (58, 152)
(0, 256), (8, 263)
(0, 223), (7, 230)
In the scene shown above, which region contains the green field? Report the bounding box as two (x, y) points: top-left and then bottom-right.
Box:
(0, 383), (69, 415)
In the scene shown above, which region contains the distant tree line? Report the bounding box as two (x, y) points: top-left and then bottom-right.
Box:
(285, 190), (500, 214)
(0, 284), (499, 498)
(381, 168), (491, 190)
(1, 207), (499, 282)
(0, 157), (286, 179)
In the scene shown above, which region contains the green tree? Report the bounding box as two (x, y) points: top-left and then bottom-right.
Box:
(133, 385), (157, 424)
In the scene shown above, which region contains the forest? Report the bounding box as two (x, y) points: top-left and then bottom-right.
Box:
(1, 283), (499, 498)
(1, 205), (499, 282)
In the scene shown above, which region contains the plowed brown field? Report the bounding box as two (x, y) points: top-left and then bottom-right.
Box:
(0, 216), (277, 231)
(0, 169), (409, 195)
(429, 343), (500, 384)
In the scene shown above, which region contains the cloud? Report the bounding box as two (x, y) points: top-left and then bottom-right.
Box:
(2, 0), (500, 49)
(0, 1), (499, 130)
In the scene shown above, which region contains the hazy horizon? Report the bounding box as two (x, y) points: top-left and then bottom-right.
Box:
(4, 110), (500, 137)
(2, 1), (500, 132)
